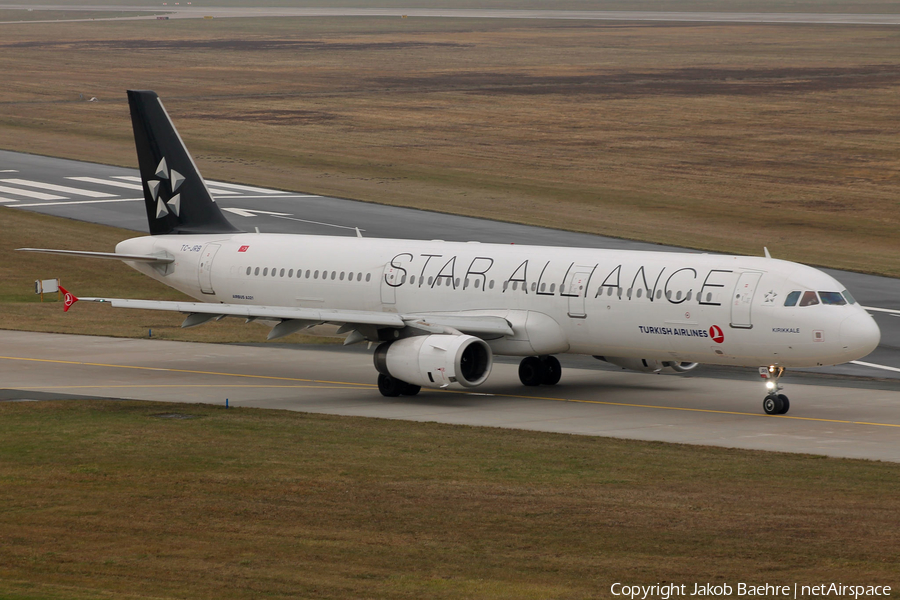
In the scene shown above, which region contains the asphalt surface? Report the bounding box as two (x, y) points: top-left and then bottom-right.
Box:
(2, 6), (900, 25)
(3, 148), (899, 384)
(3, 330), (899, 462)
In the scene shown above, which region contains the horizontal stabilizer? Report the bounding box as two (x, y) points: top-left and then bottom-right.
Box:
(16, 248), (174, 264)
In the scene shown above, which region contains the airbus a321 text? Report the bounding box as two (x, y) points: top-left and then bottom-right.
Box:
(20, 91), (881, 415)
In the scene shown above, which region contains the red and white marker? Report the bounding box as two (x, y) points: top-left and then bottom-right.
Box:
(59, 286), (79, 312)
(709, 325), (725, 344)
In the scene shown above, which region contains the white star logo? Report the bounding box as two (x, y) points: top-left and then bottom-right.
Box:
(147, 156), (184, 218)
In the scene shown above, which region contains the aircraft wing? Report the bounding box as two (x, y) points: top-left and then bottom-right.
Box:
(17, 248), (174, 264)
(70, 294), (513, 341)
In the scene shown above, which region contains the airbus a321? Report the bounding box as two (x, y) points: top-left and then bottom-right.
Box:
(20, 91), (881, 415)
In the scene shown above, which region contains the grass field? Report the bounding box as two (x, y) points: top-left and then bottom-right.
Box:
(0, 207), (337, 343)
(1, 13), (898, 276)
(2, 0), (899, 13)
(0, 399), (897, 599)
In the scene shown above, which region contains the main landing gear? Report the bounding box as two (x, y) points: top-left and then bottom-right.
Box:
(518, 356), (562, 387)
(377, 373), (421, 397)
(760, 366), (790, 415)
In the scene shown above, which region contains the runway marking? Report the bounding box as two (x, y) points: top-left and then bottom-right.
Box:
(0, 169), (18, 173)
(111, 175), (308, 197)
(850, 360), (900, 374)
(15, 384), (364, 390)
(206, 180), (290, 195)
(0, 178), (116, 198)
(206, 188), (240, 195)
(13, 198), (143, 208)
(0, 355), (375, 387)
(219, 194), (321, 199)
(863, 306), (900, 315)
(2, 355), (899, 429)
(0, 197), (19, 203)
(273, 214), (365, 231)
(66, 176), (142, 191)
(0, 184), (65, 200)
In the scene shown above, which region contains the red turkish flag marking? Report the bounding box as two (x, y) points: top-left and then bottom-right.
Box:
(709, 325), (725, 344)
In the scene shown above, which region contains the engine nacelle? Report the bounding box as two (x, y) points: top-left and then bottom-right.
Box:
(374, 334), (493, 389)
(595, 356), (699, 375)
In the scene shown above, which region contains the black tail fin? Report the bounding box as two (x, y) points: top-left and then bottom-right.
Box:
(127, 90), (240, 236)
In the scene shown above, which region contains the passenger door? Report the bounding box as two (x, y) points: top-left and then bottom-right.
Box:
(731, 271), (762, 329)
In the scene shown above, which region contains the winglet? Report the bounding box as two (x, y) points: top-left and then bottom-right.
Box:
(59, 286), (79, 312)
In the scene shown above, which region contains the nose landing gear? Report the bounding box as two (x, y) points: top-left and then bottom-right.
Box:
(760, 366), (789, 415)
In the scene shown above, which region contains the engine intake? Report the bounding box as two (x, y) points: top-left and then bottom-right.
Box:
(375, 334), (493, 388)
(594, 356), (699, 375)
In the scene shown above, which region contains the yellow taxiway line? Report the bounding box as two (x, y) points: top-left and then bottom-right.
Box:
(2, 355), (899, 429)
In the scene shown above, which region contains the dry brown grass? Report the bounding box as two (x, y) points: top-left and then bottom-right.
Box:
(0, 17), (899, 275)
(0, 399), (898, 599)
(0, 207), (338, 343)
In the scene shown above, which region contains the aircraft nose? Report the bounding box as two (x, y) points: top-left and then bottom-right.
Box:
(840, 311), (881, 359)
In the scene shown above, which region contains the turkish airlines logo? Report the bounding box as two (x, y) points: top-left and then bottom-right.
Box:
(709, 325), (725, 344)
(238, 245), (250, 252)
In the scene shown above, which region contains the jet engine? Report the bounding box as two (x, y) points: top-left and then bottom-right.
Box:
(595, 356), (699, 374)
(374, 334), (493, 389)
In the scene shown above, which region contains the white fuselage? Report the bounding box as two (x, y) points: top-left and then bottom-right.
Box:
(117, 233), (880, 368)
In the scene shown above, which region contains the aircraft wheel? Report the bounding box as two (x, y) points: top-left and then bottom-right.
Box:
(777, 394), (790, 415)
(401, 383), (421, 396)
(763, 394), (784, 415)
(540, 356), (562, 386)
(519, 356), (545, 386)
(378, 373), (403, 397)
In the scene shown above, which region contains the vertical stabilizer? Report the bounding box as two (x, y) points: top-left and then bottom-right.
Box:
(127, 90), (240, 235)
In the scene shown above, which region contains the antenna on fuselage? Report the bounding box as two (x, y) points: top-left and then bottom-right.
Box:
(355, 227), (363, 238)
(763, 247), (772, 259)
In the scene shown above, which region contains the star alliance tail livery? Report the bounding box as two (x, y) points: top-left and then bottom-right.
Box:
(21, 91), (881, 415)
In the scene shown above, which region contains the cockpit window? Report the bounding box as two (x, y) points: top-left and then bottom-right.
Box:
(842, 289), (857, 305)
(799, 291), (819, 307)
(819, 291), (847, 306)
(784, 291), (801, 307)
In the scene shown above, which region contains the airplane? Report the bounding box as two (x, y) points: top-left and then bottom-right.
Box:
(19, 90), (881, 415)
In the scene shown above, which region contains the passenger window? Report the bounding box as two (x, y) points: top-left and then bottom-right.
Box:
(331, 272), (336, 280)
(842, 289), (856, 304)
(263, 268), (268, 276)
(280, 268), (285, 277)
(819, 291), (847, 306)
(799, 291), (819, 307)
(784, 291), (801, 307)
(246, 267), (251, 275)
(254, 267), (260, 276)
(366, 273), (371, 282)
(340, 272), (345, 281)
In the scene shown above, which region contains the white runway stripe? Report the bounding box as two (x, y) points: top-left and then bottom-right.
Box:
(206, 180), (288, 194)
(13, 198), (143, 208)
(0, 185), (65, 200)
(0, 178), (116, 198)
(112, 176), (142, 182)
(206, 188), (240, 195)
(221, 194), (321, 199)
(0, 197), (19, 203)
(850, 360), (900, 373)
(66, 176), (143, 191)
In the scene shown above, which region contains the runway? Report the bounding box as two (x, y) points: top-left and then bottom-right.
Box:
(2, 330), (898, 462)
(3, 148), (900, 384)
(3, 6), (900, 26)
